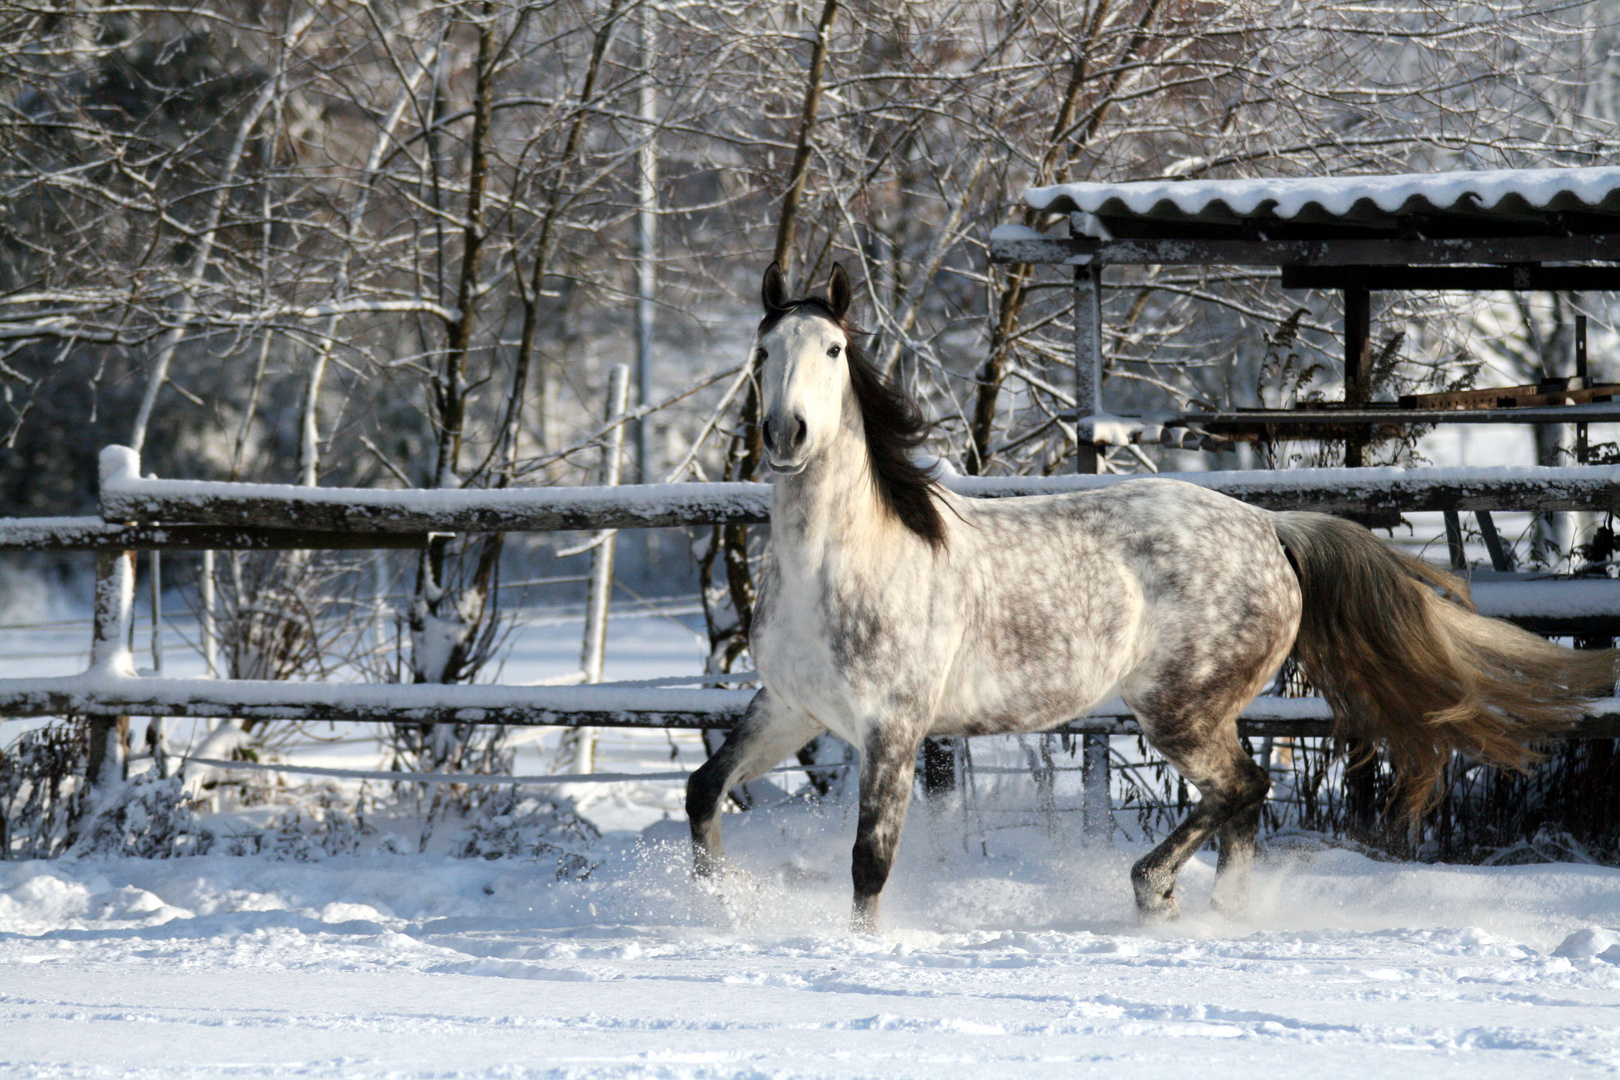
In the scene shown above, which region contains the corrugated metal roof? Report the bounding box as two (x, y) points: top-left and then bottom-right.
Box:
(1025, 167), (1620, 239)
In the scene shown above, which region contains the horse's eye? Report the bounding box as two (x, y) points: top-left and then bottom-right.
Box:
(827, 344), (841, 358)
(756, 348), (767, 362)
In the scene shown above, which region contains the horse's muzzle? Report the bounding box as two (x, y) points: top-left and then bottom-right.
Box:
(763, 408), (809, 470)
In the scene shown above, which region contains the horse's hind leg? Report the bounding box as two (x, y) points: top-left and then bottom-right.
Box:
(686, 689), (821, 879)
(1126, 703), (1270, 922)
(1212, 780), (1267, 917)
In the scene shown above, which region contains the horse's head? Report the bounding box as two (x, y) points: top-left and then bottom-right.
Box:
(755, 261), (853, 475)
(753, 260), (947, 547)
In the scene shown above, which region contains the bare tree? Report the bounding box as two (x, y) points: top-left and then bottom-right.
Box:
(1, 1), (1615, 784)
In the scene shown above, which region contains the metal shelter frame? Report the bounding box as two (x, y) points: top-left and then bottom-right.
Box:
(989, 166), (1620, 471)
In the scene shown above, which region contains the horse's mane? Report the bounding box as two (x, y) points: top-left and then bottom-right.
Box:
(758, 299), (947, 550)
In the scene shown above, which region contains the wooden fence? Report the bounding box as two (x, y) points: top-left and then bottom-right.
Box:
(3, 445), (1619, 821)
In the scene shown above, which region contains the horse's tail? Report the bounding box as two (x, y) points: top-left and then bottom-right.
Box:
(1272, 511), (1618, 820)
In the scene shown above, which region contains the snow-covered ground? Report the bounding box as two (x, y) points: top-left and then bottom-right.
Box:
(4, 609), (1620, 1076)
(4, 802), (1620, 1078)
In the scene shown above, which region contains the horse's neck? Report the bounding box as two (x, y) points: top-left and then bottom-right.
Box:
(770, 407), (894, 578)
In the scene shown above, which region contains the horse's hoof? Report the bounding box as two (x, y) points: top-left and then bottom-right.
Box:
(1136, 893), (1180, 925)
(695, 863), (757, 893)
(697, 866), (762, 924)
(1209, 890), (1250, 921)
(691, 845), (726, 882)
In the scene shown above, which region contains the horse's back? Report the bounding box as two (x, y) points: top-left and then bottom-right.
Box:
(954, 477), (1285, 595)
(935, 478), (1299, 736)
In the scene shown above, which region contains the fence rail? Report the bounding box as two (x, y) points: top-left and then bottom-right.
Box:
(2, 675), (1617, 739)
(0, 517), (429, 551)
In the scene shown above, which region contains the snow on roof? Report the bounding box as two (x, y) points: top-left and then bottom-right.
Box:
(1025, 166), (1620, 233)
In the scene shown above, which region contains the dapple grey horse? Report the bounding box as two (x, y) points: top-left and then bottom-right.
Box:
(688, 263), (1617, 933)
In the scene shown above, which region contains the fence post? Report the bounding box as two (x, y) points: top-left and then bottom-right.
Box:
(1081, 733), (1111, 843)
(922, 738), (957, 798)
(573, 364), (632, 774)
(201, 549), (219, 677)
(146, 549), (171, 776)
(87, 548), (136, 790)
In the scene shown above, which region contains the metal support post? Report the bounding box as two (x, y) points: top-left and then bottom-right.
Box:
(1081, 733), (1111, 843)
(1073, 260), (1102, 474)
(1343, 286), (1371, 467)
(1576, 313), (1589, 463)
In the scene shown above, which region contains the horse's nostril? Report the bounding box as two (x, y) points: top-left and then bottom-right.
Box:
(765, 411), (808, 459)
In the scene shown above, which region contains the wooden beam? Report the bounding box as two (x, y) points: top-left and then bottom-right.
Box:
(1477, 511), (1515, 571)
(1282, 264), (1620, 291)
(92, 463), (1620, 531)
(100, 479), (776, 534)
(1078, 713), (1620, 739)
(945, 465), (1620, 514)
(1443, 510), (1467, 569)
(990, 232), (1620, 267)
(0, 518), (431, 552)
(0, 676), (755, 729)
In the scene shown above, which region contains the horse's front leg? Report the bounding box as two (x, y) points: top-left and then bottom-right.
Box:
(686, 688), (821, 879)
(851, 727), (921, 934)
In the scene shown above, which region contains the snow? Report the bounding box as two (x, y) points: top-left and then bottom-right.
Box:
(4, 612), (1620, 1075)
(1075, 412), (1143, 447)
(4, 802), (1620, 1077)
(1023, 165), (1620, 229)
(5, 563), (1620, 1075)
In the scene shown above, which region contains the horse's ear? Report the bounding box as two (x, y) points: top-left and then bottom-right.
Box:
(762, 262), (789, 313)
(827, 263), (851, 320)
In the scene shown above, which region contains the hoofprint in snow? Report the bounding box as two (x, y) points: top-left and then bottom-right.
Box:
(3, 798), (1620, 1079)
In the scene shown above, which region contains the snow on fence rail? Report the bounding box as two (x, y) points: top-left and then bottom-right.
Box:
(94, 445), (1620, 531)
(0, 675), (755, 729)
